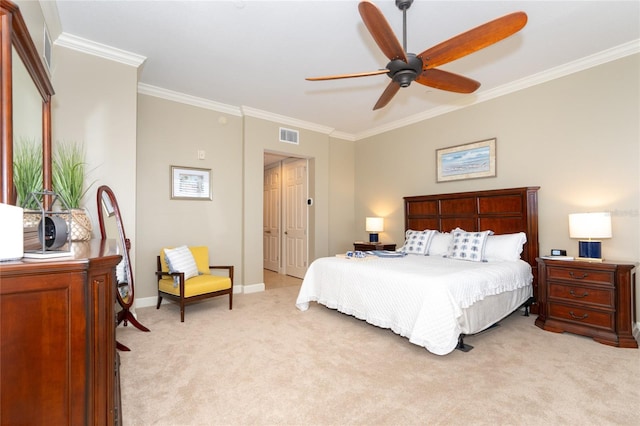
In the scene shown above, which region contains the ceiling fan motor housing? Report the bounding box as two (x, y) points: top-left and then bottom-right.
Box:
(395, 0), (413, 11)
(387, 53), (422, 87)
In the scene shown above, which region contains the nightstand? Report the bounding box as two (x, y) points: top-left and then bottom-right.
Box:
(535, 258), (638, 348)
(353, 242), (396, 251)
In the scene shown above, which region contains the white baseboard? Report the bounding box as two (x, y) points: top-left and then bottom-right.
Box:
(243, 282), (265, 294)
(134, 284), (264, 309)
(136, 296), (160, 309)
(633, 322), (640, 344)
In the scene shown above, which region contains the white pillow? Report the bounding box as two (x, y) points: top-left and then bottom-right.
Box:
(399, 229), (436, 255)
(164, 245), (199, 285)
(447, 228), (492, 262)
(484, 232), (527, 262)
(428, 232), (452, 256)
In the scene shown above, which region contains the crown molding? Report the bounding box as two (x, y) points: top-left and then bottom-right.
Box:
(66, 30), (637, 142)
(329, 131), (356, 142)
(241, 106), (335, 136)
(355, 39), (640, 140)
(54, 32), (146, 68)
(138, 84), (242, 116)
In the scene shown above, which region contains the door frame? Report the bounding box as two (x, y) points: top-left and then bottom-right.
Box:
(263, 152), (310, 278)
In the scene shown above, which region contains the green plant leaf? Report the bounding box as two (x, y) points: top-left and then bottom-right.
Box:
(13, 137), (43, 209)
(52, 141), (95, 209)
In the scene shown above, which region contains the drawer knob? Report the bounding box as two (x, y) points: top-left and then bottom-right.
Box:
(569, 289), (589, 298)
(569, 271), (589, 279)
(569, 311), (589, 320)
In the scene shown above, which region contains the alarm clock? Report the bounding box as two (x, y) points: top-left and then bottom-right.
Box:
(550, 249), (567, 256)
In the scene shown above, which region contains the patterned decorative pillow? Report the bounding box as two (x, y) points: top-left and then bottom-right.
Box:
(447, 228), (493, 262)
(399, 229), (436, 255)
(164, 245), (199, 286)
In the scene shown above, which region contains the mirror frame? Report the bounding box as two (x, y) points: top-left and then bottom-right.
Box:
(0, 0), (55, 205)
(97, 185), (135, 308)
(97, 185), (150, 351)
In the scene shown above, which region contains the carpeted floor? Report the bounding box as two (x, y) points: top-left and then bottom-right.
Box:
(117, 284), (640, 425)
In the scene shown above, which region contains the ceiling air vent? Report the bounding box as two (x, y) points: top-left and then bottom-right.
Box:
(279, 127), (299, 145)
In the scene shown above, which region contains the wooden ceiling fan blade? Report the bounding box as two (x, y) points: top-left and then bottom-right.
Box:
(373, 81), (401, 110)
(359, 0), (407, 62)
(416, 69), (480, 93)
(418, 11), (527, 69)
(306, 69), (389, 81)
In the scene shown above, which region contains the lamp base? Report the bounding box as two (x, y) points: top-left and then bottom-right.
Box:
(575, 256), (604, 263)
(577, 240), (603, 262)
(369, 233), (379, 243)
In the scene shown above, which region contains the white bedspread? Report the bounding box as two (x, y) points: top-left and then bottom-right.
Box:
(295, 255), (533, 355)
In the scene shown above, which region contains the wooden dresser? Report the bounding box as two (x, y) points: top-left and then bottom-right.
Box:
(0, 240), (123, 425)
(535, 258), (638, 348)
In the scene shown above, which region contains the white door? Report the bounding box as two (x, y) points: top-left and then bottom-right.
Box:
(263, 165), (280, 272)
(283, 159), (308, 279)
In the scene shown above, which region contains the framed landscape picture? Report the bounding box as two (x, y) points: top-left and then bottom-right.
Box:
(170, 166), (212, 200)
(436, 138), (496, 182)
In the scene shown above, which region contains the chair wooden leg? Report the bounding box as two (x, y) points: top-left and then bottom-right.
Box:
(156, 295), (162, 309)
(180, 299), (185, 322)
(229, 291), (233, 310)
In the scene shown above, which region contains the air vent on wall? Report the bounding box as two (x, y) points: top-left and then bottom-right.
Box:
(279, 127), (299, 145)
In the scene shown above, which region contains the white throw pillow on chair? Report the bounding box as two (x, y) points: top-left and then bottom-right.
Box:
(164, 245), (199, 286)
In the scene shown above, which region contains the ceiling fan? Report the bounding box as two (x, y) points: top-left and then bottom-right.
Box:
(306, 0), (527, 110)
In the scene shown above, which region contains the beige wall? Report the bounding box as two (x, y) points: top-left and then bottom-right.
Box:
(242, 116), (332, 288)
(50, 46), (139, 266)
(136, 95), (244, 299)
(354, 54), (640, 315)
(329, 137), (356, 254)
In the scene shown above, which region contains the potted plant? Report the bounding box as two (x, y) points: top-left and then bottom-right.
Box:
(52, 141), (95, 241)
(13, 137), (43, 236)
(13, 137), (42, 209)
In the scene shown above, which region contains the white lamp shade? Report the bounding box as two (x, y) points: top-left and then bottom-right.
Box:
(568, 212), (612, 239)
(365, 217), (384, 232)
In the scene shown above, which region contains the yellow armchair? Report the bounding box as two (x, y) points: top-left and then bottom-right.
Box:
(156, 246), (233, 322)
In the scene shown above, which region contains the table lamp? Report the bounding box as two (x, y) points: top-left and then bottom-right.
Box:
(568, 212), (612, 261)
(366, 217), (384, 243)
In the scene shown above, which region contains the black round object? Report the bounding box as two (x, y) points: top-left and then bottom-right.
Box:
(38, 216), (68, 249)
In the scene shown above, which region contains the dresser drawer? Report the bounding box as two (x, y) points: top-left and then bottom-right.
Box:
(547, 303), (614, 330)
(548, 283), (614, 308)
(547, 266), (614, 286)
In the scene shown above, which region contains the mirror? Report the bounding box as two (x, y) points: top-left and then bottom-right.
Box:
(97, 185), (149, 351)
(1, 0), (54, 206)
(13, 47), (43, 164)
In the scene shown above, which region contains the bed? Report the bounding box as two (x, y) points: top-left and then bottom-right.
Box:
(296, 187), (540, 355)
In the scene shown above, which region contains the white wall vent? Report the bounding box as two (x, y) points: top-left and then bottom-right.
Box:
(279, 127), (299, 145)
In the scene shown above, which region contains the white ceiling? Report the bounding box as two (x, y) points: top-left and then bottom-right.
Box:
(53, 1), (639, 140)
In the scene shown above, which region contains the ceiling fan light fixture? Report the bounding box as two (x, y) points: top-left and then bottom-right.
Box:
(386, 53), (422, 87)
(307, 1), (528, 110)
(393, 70), (416, 87)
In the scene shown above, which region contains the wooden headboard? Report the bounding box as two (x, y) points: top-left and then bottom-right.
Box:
(404, 187), (540, 307)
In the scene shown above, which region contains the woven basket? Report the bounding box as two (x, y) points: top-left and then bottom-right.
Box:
(23, 212), (41, 228)
(63, 209), (93, 241)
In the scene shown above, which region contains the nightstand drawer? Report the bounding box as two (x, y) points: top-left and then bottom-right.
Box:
(547, 266), (614, 286)
(536, 258), (638, 348)
(547, 303), (614, 330)
(548, 283), (613, 308)
(354, 243), (396, 251)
